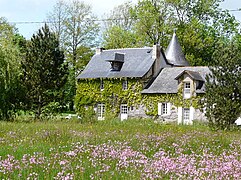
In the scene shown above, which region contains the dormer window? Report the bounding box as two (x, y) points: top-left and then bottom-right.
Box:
(111, 62), (123, 71)
(175, 70), (204, 99)
(106, 52), (125, 71)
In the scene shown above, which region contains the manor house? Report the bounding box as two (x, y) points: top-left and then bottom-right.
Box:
(77, 32), (210, 124)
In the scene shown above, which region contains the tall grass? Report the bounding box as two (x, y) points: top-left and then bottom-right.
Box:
(0, 119), (241, 179)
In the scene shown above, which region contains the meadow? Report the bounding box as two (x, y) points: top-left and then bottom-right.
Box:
(0, 118), (241, 179)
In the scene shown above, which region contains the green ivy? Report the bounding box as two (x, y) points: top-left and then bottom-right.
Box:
(75, 78), (203, 117)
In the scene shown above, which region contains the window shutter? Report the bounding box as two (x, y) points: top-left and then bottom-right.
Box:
(158, 103), (162, 115)
(167, 103), (171, 115)
(178, 107), (183, 124)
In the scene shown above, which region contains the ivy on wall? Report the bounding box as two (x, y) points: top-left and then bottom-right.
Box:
(75, 78), (143, 117)
(75, 78), (203, 117)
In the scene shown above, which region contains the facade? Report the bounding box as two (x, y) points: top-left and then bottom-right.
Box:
(76, 32), (210, 124)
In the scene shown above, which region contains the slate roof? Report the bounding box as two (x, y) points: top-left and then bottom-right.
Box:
(142, 67), (211, 94)
(175, 70), (204, 81)
(77, 48), (154, 79)
(165, 32), (189, 66)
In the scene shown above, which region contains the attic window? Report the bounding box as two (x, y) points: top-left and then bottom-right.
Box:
(106, 52), (125, 71)
(111, 61), (123, 71)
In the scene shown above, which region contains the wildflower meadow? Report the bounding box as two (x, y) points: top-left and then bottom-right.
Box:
(0, 119), (241, 179)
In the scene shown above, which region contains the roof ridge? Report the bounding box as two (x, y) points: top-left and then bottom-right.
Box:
(103, 47), (152, 51)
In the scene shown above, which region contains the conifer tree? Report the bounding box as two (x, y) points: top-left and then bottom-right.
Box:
(23, 24), (68, 118)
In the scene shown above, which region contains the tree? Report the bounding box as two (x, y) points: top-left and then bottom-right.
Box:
(103, 1), (135, 31)
(47, 0), (99, 71)
(47, 0), (99, 110)
(205, 39), (241, 130)
(46, 0), (67, 46)
(131, 0), (174, 46)
(0, 17), (24, 120)
(103, 0), (239, 65)
(22, 24), (68, 118)
(102, 2), (141, 49)
(103, 26), (139, 49)
(166, 0), (239, 65)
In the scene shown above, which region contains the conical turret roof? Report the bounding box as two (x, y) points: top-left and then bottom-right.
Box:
(165, 32), (189, 66)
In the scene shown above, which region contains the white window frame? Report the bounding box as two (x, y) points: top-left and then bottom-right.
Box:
(184, 82), (191, 98)
(158, 102), (171, 116)
(97, 104), (105, 120)
(122, 80), (128, 90)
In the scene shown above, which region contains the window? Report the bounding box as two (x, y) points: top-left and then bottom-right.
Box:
(97, 104), (105, 120)
(184, 82), (190, 93)
(100, 79), (104, 90)
(121, 104), (128, 114)
(162, 103), (167, 115)
(111, 62), (123, 71)
(158, 103), (171, 116)
(184, 82), (191, 98)
(183, 108), (190, 122)
(122, 80), (128, 90)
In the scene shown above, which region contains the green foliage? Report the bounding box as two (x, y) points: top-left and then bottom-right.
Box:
(102, 0), (239, 66)
(103, 26), (140, 49)
(0, 18), (25, 120)
(75, 79), (202, 118)
(205, 40), (241, 130)
(75, 79), (143, 117)
(47, 0), (100, 111)
(22, 24), (68, 118)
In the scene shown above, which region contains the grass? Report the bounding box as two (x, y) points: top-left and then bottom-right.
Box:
(0, 118), (241, 179)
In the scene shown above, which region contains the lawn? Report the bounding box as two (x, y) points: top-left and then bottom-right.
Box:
(0, 119), (241, 179)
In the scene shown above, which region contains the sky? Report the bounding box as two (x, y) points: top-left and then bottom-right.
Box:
(0, 0), (240, 39)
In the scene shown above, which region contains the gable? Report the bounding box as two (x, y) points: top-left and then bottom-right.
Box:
(142, 67), (211, 94)
(175, 70), (204, 82)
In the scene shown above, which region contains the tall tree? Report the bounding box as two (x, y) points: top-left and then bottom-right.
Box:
(22, 24), (68, 118)
(103, 0), (239, 65)
(47, 0), (67, 46)
(103, 26), (139, 49)
(103, 1), (135, 31)
(0, 17), (24, 120)
(102, 1), (146, 48)
(47, 0), (99, 110)
(47, 0), (99, 71)
(131, 0), (174, 46)
(205, 39), (241, 130)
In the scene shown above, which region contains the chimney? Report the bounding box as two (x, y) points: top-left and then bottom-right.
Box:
(96, 47), (105, 55)
(152, 44), (160, 60)
(152, 44), (161, 77)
